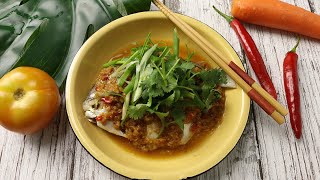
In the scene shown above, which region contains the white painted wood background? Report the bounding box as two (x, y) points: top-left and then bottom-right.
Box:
(1, 0), (320, 179)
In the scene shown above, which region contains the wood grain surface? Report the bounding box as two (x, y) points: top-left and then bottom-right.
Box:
(1, 0), (319, 179)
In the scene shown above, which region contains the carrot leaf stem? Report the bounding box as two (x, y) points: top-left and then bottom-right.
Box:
(212, 5), (234, 23)
(290, 37), (301, 53)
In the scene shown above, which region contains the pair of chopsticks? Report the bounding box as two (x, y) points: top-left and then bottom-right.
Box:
(153, 0), (288, 124)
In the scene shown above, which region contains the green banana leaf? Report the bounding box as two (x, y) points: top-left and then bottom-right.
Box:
(0, 0), (151, 87)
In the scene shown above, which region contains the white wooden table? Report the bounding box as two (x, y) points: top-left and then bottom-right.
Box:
(1, 0), (320, 179)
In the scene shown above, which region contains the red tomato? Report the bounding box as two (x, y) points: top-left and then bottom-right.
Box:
(0, 67), (61, 134)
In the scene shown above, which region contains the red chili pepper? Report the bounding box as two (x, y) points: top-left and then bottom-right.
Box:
(96, 115), (103, 121)
(213, 6), (277, 100)
(103, 76), (109, 81)
(101, 97), (113, 104)
(283, 38), (302, 139)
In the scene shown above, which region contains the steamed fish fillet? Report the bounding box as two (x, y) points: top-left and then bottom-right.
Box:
(145, 121), (194, 145)
(83, 87), (194, 145)
(83, 87), (126, 137)
(97, 121), (127, 137)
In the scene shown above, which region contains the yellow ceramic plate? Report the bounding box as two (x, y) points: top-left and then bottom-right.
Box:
(66, 11), (250, 180)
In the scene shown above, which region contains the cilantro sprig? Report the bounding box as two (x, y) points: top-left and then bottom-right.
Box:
(104, 29), (227, 134)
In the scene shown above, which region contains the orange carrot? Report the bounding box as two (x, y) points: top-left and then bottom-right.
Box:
(231, 0), (320, 40)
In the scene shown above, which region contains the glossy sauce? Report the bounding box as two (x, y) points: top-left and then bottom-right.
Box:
(107, 122), (222, 159)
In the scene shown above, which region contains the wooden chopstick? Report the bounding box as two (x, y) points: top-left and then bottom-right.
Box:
(153, 1), (288, 117)
(153, 0), (287, 124)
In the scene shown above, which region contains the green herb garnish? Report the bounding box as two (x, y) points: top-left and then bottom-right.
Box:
(104, 29), (227, 133)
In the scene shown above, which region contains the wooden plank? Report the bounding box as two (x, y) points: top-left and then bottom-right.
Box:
(0, 92), (77, 180)
(0, 2), (164, 180)
(70, 1), (165, 180)
(166, 0), (262, 179)
(70, 0), (262, 179)
(71, 141), (128, 180)
(306, 0), (319, 13)
(0, 1), (319, 180)
(244, 0), (320, 179)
